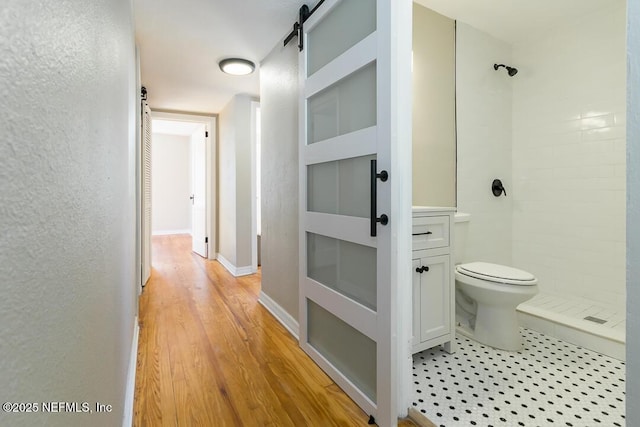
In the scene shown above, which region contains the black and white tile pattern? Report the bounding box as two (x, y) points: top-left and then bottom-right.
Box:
(412, 329), (625, 426)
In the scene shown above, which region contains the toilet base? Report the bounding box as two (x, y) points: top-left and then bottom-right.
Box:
(474, 305), (522, 351)
(455, 323), (474, 339)
(455, 271), (538, 352)
(455, 303), (524, 351)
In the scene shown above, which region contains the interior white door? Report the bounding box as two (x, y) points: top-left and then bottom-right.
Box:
(191, 124), (207, 257)
(298, 1), (412, 425)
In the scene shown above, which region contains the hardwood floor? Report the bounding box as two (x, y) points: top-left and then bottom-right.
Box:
(133, 235), (417, 426)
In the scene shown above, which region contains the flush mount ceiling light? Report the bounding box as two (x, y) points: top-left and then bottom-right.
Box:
(219, 58), (255, 76)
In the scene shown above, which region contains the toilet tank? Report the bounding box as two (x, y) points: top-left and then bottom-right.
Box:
(454, 212), (471, 265)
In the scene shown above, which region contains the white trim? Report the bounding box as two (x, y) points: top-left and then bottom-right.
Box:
(216, 253), (235, 274)
(152, 229), (192, 236)
(122, 318), (139, 427)
(205, 119), (217, 260)
(305, 32), (377, 97)
(305, 126), (377, 165)
(258, 291), (300, 339)
(216, 253), (255, 277)
(235, 265), (254, 276)
(250, 101), (260, 272)
(389, 0), (414, 419)
(306, 212), (377, 248)
(305, 277), (378, 341)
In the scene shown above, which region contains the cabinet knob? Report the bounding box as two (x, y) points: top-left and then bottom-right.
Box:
(415, 266), (429, 273)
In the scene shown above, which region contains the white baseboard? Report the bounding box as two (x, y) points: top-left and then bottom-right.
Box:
(217, 253), (255, 277)
(235, 265), (254, 276)
(152, 229), (191, 236)
(258, 291), (299, 340)
(122, 317), (140, 427)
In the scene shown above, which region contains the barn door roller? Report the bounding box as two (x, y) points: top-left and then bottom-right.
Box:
(283, 0), (325, 51)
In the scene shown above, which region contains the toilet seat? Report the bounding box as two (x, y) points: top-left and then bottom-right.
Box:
(456, 262), (537, 286)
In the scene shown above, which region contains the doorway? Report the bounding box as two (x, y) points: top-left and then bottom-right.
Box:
(141, 111), (217, 279)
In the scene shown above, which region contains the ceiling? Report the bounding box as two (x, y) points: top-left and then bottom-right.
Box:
(134, 0), (305, 114)
(414, 0), (615, 44)
(135, 0), (617, 115)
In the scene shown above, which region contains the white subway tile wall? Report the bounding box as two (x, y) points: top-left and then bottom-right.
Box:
(456, 23), (514, 266)
(511, 3), (626, 308)
(456, 2), (626, 309)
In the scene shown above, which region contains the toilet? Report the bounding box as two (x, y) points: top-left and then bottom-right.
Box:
(454, 213), (538, 351)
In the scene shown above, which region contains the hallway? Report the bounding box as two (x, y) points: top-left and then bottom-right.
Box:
(133, 235), (387, 426)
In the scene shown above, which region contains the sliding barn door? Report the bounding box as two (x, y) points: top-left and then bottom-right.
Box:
(298, 1), (412, 425)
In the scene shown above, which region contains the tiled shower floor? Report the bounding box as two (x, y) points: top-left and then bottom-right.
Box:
(412, 329), (625, 426)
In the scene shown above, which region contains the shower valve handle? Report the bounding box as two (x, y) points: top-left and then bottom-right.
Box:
(492, 179), (507, 197)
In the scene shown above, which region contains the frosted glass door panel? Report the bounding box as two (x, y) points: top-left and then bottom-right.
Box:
(307, 233), (377, 310)
(308, 300), (376, 401)
(308, 154), (374, 217)
(307, 63), (376, 144)
(306, 0), (376, 76)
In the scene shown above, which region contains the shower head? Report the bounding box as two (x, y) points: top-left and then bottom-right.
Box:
(494, 63), (518, 76)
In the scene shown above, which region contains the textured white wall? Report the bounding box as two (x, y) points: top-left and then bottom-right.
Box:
(627, 0), (640, 421)
(0, 0), (137, 426)
(456, 23), (514, 265)
(218, 94), (253, 269)
(152, 133), (191, 233)
(511, 3), (626, 307)
(259, 40), (300, 320)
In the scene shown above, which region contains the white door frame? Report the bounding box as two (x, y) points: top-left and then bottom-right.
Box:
(149, 111), (217, 261)
(250, 101), (260, 272)
(393, 0), (414, 413)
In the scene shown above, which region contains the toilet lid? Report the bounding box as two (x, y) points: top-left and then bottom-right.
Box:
(457, 262), (537, 286)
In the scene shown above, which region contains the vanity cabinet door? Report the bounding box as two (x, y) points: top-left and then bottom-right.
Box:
(417, 254), (450, 343)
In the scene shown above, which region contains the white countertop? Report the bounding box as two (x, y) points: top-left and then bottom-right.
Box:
(412, 206), (456, 214)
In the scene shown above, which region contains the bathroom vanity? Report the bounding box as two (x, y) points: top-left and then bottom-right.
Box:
(412, 207), (456, 354)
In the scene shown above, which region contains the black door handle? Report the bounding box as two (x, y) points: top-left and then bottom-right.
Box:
(415, 266), (429, 273)
(370, 159), (389, 237)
